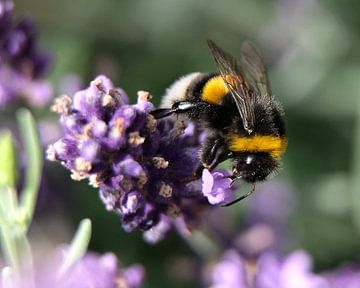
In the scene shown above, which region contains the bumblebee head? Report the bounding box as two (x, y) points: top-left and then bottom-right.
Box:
(233, 152), (278, 183)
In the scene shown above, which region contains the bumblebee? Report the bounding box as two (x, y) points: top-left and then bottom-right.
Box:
(151, 40), (288, 206)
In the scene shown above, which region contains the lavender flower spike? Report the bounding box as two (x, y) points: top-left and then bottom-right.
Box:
(48, 75), (235, 238)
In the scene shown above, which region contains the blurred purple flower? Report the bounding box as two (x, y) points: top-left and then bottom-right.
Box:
(47, 75), (235, 239)
(233, 180), (296, 258)
(0, 1), (52, 108)
(208, 250), (329, 288)
(324, 264), (360, 288)
(248, 180), (296, 225)
(33, 249), (144, 288)
(209, 250), (249, 288)
(254, 250), (329, 288)
(59, 251), (145, 288)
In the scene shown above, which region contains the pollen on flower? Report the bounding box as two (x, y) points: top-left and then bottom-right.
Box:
(74, 157), (92, 172)
(146, 115), (157, 132)
(128, 132), (145, 146)
(167, 203), (181, 217)
(111, 118), (125, 138)
(137, 173), (148, 189)
(91, 79), (104, 91)
(46, 145), (56, 161)
(102, 93), (115, 107)
(137, 90), (152, 101)
(152, 157), (169, 169)
(82, 123), (93, 139)
(51, 95), (72, 114)
(159, 183), (173, 198)
(89, 173), (103, 188)
(70, 171), (87, 181)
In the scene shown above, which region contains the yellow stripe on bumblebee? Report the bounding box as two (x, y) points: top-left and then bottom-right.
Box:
(228, 134), (288, 158)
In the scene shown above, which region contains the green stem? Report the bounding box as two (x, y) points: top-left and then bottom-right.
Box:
(16, 109), (42, 231)
(179, 230), (220, 261)
(0, 187), (20, 273)
(57, 219), (92, 279)
(352, 99), (360, 232)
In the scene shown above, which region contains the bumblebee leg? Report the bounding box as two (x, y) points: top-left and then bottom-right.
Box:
(182, 150), (233, 183)
(150, 101), (204, 119)
(150, 108), (174, 119)
(222, 184), (256, 207)
(194, 137), (232, 179)
(201, 136), (225, 167)
(208, 150), (233, 171)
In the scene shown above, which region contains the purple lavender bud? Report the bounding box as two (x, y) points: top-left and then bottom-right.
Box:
(48, 75), (236, 239)
(202, 169), (236, 205)
(121, 191), (145, 215)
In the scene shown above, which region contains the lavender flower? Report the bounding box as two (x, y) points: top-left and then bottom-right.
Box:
(31, 249), (144, 288)
(254, 250), (329, 288)
(202, 169), (236, 205)
(47, 75), (235, 238)
(208, 250), (249, 288)
(59, 251), (145, 288)
(207, 250), (329, 288)
(0, 0), (52, 107)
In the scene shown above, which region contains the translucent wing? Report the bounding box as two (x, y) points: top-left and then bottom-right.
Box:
(241, 40), (272, 97)
(207, 40), (255, 134)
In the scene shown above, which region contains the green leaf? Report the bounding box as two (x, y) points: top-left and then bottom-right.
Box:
(16, 109), (42, 229)
(57, 219), (92, 279)
(0, 132), (18, 189)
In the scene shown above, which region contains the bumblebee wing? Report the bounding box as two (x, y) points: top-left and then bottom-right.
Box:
(241, 40), (272, 97)
(207, 39), (255, 134)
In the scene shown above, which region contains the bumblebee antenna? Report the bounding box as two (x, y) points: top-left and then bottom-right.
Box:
(222, 184), (256, 207)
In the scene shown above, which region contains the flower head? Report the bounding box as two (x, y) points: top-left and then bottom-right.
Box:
(48, 75), (235, 239)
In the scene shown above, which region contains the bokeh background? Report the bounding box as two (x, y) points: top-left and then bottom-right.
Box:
(12, 0), (360, 287)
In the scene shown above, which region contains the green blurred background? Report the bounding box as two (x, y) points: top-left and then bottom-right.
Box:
(16, 0), (360, 287)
